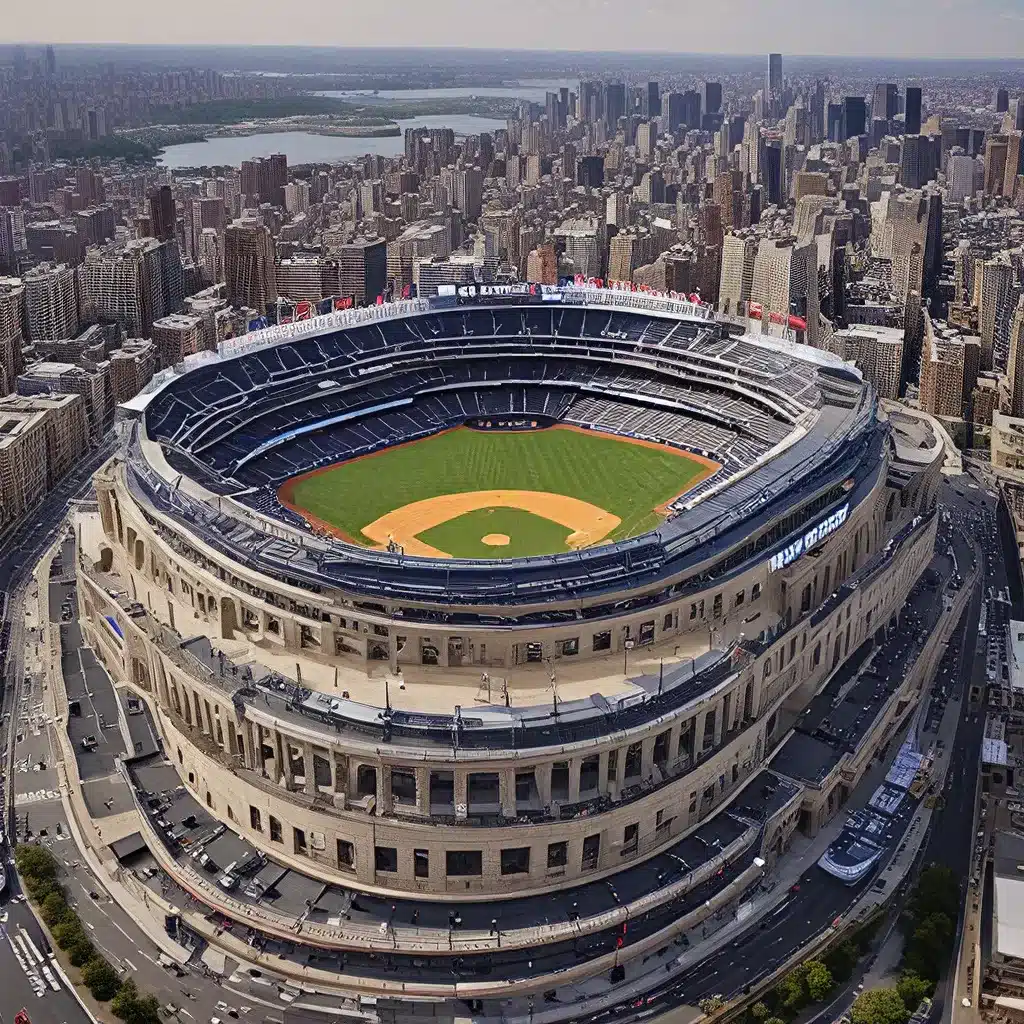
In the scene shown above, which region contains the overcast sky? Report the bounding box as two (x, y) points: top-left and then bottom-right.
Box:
(6, 0), (1024, 59)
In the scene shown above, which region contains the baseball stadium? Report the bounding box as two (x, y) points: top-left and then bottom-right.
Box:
(74, 286), (947, 1018)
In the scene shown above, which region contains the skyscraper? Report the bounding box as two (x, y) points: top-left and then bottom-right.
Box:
(904, 87), (922, 135)
(338, 238), (387, 305)
(680, 90), (702, 131)
(842, 97), (867, 139)
(149, 185), (176, 242)
(224, 219), (277, 312)
(605, 83), (626, 131)
(22, 263), (78, 342)
(996, 88), (1010, 113)
(703, 82), (723, 116)
(239, 154), (288, 208)
(768, 53), (783, 96)
(647, 81), (661, 117)
(0, 277), (25, 395)
(872, 83), (898, 121)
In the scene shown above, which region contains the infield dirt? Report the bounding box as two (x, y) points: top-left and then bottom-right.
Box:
(276, 424), (720, 554)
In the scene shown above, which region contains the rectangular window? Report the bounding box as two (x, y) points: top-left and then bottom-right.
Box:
(337, 839), (354, 867)
(735, 589), (744, 607)
(293, 827), (307, 855)
(249, 806), (262, 832)
(593, 630), (612, 652)
(269, 816), (282, 843)
(607, 749), (618, 781)
(752, 582), (761, 600)
(414, 849), (429, 878)
(501, 847), (530, 875)
(446, 850), (483, 876)
(375, 846), (398, 873)
(561, 637), (579, 656)
(582, 833), (601, 870)
(713, 594), (723, 618)
(622, 823), (639, 855)
(547, 841), (568, 869)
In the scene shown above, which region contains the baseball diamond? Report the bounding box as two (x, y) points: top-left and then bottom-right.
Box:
(276, 425), (718, 557)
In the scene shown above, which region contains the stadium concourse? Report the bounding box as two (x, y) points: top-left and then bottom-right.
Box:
(66, 286), (952, 1020)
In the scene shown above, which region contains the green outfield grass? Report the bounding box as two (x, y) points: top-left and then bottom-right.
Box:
(282, 426), (711, 557)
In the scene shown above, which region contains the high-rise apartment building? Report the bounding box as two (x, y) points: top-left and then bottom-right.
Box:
(718, 233), (757, 314)
(151, 313), (206, 367)
(554, 218), (602, 279)
(109, 339), (158, 403)
(77, 239), (183, 338)
(454, 168), (484, 221)
(149, 185), (176, 242)
(239, 154), (287, 207)
(0, 393), (89, 530)
(1005, 132), (1024, 197)
(947, 155), (977, 204)
(1007, 298), (1024, 417)
(919, 314), (977, 419)
(338, 238), (387, 305)
(985, 135), (1010, 195)
(23, 263), (78, 341)
(17, 360), (111, 440)
(0, 277), (25, 395)
(526, 244), (558, 285)
(224, 219), (277, 311)
(978, 255), (1014, 371)
(824, 325), (904, 399)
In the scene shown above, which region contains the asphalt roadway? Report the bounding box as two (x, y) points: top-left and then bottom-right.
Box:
(625, 480), (994, 1024)
(0, 439), (247, 1024)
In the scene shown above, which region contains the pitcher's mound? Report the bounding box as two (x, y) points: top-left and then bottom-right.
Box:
(481, 533), (511, 546)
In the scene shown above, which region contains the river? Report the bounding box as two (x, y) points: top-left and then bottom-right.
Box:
(157, 114), (510, 168)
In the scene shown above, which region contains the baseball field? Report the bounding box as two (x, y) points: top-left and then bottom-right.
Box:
(278, 426), (718, 559)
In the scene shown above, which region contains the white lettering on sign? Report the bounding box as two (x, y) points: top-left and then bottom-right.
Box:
(768, 503), (850, 573)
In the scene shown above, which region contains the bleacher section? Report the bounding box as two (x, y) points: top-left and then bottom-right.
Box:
(144, 306), (822, 505)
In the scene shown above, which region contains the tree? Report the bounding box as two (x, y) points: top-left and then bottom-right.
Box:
(851, 988), (911, 1024)
(111, 980), (161, 1024)
(52, 917), (85, 950)
(750, 1002), (770, 1020)
(14, 844), (60, 889)
(40, 891), (72, 927)
(68, 935), (97, 968)
(904, 912), (954, 981)
(765, 1017), (786, 1024)
(699, 995), (726, 1014)
(81, 956), (121, 1001)
(806, 960), (835, 1002)
(778, 963), (811, 1012)
(825, 939), (861, 982)
(896, 971), (932, 1010)
(113, 978), (161, 1024)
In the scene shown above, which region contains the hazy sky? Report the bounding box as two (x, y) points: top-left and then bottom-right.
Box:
(6, 0), (1024, 59)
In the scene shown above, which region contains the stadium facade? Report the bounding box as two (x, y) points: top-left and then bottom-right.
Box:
(76, 287), (944, 1002)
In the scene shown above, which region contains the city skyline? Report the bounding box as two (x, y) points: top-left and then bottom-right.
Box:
(4, 0), (1024, 59)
